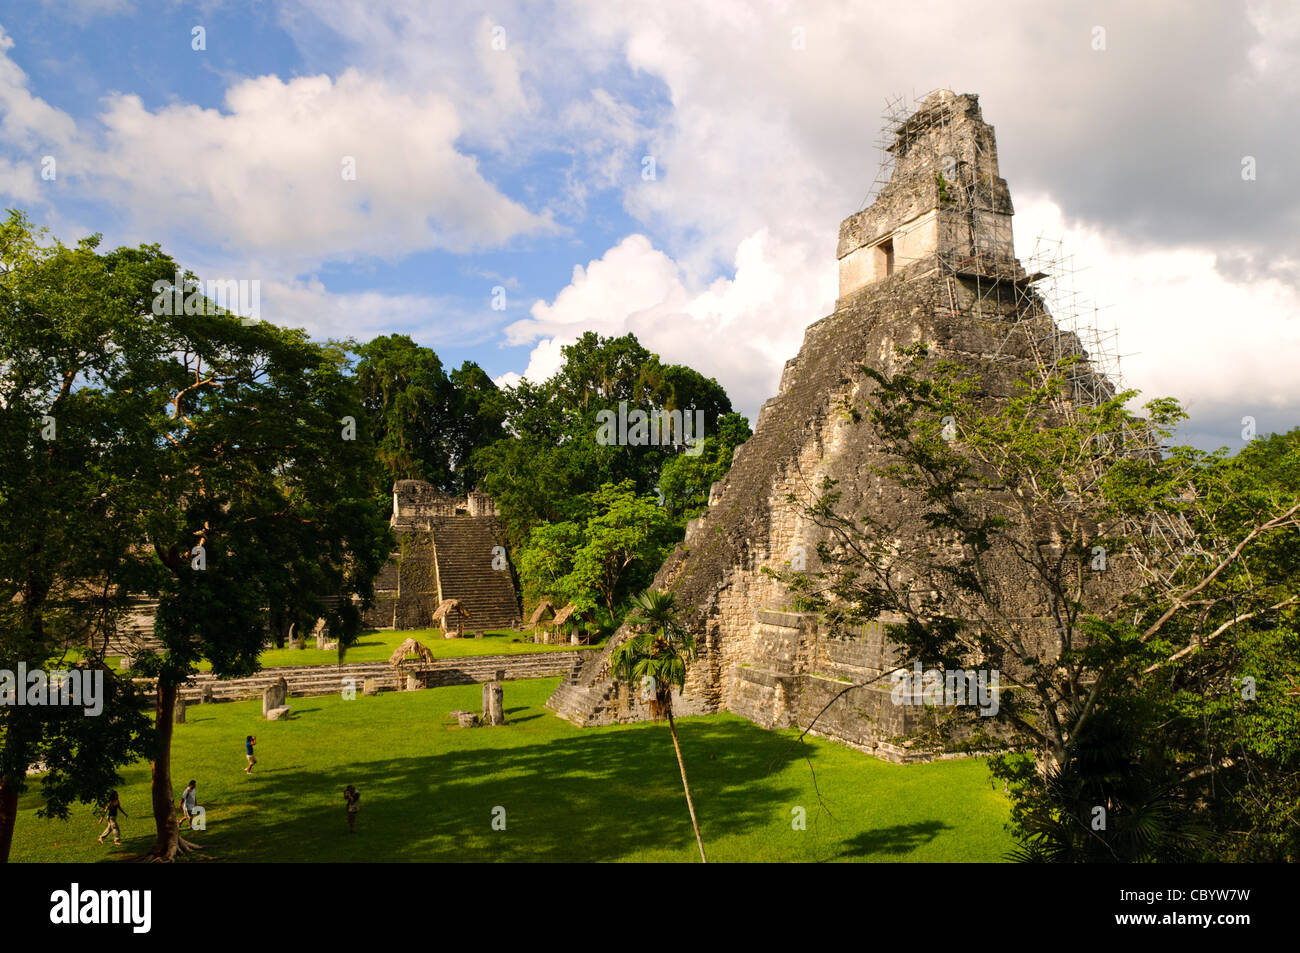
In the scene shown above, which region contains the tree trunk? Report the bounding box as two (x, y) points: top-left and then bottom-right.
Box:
(145, 678), (201, 861)
(665, 708), (707, 863)
(0, 775), (19, 864)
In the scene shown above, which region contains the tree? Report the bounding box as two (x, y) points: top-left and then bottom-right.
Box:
(515, 520), (583, 607)
(0, 211), (164, 861)
(123, 284), (390, 861)
(609, 588), (707, 862)
(354, 334), (456, 498)
(477, 332), (739, 549)
(658, 412), (751, 522)
(518, 482), (674, 619)
(446, 361), (506, 496)
(776, 343), (1300, 860)
(573, 483), (675, 614)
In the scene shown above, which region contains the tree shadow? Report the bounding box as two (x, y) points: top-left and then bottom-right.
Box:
(177, 717), (807, 862)
(832, 820), (952, 859)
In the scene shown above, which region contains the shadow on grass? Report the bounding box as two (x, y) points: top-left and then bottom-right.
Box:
(176, 718), (806, 862)
(832, 820), (952, 859)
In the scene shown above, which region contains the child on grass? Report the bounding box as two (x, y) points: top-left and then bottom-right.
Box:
(97, 791), (127, 845)
(343, 785), (360, 833)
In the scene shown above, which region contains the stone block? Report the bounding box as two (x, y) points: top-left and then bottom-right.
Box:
(262, 676), (289, 716)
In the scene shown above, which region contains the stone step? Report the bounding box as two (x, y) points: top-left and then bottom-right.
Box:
(138, 650), (593, 706)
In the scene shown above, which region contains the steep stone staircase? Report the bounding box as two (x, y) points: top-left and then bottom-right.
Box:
(431, 516), (521, 630)
(105, 597), (164, 657)
(545, 651), (621, 726)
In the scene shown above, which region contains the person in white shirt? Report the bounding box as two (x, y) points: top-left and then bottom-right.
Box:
(179, 780), (198, 829)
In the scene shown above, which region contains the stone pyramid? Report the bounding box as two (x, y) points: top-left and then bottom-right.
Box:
(547, 91), (1119, 760)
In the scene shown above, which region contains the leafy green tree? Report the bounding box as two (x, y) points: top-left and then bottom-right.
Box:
(573, 483), (675, 614)
(477, 332), (738, 550)
(0, 211), (167, 861)
(776, 344), (1300, 861)
(518, 482), (674, 618)
(516, 520), (583, 606)
(131, 301), (391, 860)
(446, 361), (506, 495)
(354, 334), (456, 497)
(659, 412), (751, 522)
(609, 588), (707, 862)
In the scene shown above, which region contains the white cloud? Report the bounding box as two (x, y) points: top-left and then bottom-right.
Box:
(507, 230), (835, 418)
(0, 28), (78, 153)
(89, 69), (552, 269)
(1015, 196), (1300, 422)
(260, 276), (507, 348)
(0, 35), (552, 272)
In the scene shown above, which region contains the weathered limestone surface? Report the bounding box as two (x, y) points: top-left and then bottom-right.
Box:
(546, 90), (1133, 761)
(482, 680), (504, 726)
(261, 676), (288, 717)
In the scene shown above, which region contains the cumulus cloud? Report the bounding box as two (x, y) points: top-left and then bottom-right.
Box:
(1014, 196), (1300, 445)
(507, 230), (835, 418)
(496, 0), (1300, 445)
(89, 69), (553, 268)
(7, 3), (1300, 451)
(0, 34), (552, 273)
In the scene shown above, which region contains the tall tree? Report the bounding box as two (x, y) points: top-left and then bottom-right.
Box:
(354, 334), (456, 496)
(609, 588), (707, 862)
(0, 212), (165, 861)
(131, 301), (390, 860)
(658, 412), (752, 522)
(446, 361), (506, 496)
(518, 481), (674, 618)
(477, 332), (740, 549)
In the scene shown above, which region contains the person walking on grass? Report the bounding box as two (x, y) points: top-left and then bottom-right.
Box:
(244, 734), (257, 774)
(343, 785), (360, 833)
(97, 791), (127, 845)
(179, 780), (198, 829)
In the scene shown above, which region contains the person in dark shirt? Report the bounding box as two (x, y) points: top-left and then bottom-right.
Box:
(97, 791), (127, 845)
(343, 785), (360, 833)
(244, 734), (257, 774)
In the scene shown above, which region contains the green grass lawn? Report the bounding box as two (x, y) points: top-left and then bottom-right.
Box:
(11, 678), (1014, 863)
(70, 628), (588, 674)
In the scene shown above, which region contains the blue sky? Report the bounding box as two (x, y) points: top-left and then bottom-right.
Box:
(0, 2), (670, 384)
(2, 1), (1298, 449)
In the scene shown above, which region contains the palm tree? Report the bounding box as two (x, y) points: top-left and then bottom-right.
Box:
(610, 588), (707, 863)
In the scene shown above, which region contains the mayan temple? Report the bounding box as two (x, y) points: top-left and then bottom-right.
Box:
(547, 90), (1128, 759)
(361, 481), (522, 632)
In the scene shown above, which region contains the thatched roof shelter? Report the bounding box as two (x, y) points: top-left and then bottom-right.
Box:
(431, 599), (470, 624)
(431, 598), (472, 637)
(388, 637), (435, 667)
(526, 600), (556, 628)
(552, 602), (586, 627)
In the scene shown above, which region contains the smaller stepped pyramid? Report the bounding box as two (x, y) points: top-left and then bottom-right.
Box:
(362, 481), (522, 631)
